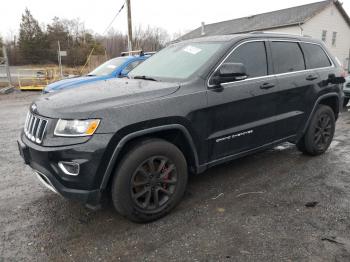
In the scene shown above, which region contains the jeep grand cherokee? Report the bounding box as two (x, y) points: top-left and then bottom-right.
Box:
(18, 33), (345, 222)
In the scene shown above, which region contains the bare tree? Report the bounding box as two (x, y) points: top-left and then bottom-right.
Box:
(98, 29), (128, 58)
(97, 25), (170, 59)
(133, 25), (170, 51)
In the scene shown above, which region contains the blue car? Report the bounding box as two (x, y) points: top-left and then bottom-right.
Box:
(43, 53), (151, 93)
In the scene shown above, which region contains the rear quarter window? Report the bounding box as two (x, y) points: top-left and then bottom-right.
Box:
(270, 41), (305, 74)
(301, 43), (332, 69)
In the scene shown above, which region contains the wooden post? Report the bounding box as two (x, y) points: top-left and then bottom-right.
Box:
(3, 46), (12, 87)
(126, 0), (133, 54)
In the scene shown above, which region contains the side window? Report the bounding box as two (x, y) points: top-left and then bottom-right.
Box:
(225, 41), (268, 78)
(332, 32), (337, 46)
(321, 30), (327, 42)
(122, 60), (143, 75)
(302, 43), (332, 69)
(270, 42), (305, 74)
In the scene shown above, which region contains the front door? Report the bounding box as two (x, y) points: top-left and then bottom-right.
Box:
(207, 40), (279, 162)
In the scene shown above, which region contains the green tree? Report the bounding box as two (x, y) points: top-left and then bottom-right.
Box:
(46, 18), (104, 66)
(18, 8), (47, 63)
(82, 32), (105, 55)
(46, 17), (71, 62)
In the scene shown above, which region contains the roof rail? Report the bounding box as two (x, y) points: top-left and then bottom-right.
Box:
(120, 50), (157, 56)
(249, 31), (264, 34)
(248, 31), (310, 37)
(120, 50), (143, 56)
(143, 51), (156, 56)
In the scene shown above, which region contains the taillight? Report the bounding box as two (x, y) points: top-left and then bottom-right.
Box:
(341, 68), (348, 78)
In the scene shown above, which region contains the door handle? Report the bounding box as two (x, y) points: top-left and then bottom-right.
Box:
(306, 74), (318, 81)
(260, 82), (275, 89)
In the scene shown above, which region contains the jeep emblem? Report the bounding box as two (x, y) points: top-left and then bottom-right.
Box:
(31, 104), (37, 113)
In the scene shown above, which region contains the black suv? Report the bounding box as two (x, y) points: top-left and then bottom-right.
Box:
(18, 33), (345, 222)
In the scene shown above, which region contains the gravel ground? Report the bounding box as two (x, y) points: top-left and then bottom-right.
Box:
(1, 92), (350, 262)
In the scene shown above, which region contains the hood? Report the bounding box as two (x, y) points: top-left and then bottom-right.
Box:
(44, 75), (109, 92)
(34, 78), (180, 119)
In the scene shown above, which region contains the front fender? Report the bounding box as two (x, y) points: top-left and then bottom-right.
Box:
(98, 123), (201, 190)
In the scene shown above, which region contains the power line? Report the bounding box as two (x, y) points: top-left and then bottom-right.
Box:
(81, 2), (125, 73)
(102, 2), (126, 35)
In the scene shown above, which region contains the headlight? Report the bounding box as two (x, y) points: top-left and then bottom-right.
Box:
(54, 119), (100, 137)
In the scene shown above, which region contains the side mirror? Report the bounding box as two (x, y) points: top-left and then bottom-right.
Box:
(212, 63), (248, 85)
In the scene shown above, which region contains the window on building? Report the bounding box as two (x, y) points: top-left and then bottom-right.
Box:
(302, 43), (332, 69)
(224, 41), (268, 78)
(322, 30), (327, 42)
(332, 32), (337, 46)
(270, 41), (305, 74)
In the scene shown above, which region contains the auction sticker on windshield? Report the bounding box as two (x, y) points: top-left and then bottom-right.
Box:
(183, 45), (202, 55)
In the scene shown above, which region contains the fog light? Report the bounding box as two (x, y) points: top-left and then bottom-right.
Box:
(58, 161), (80, 176)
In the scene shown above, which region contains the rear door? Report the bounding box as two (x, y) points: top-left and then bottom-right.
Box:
(268, 40), (319, 139)
(207, 40), (280, 161)
(300, 42), (336, 96)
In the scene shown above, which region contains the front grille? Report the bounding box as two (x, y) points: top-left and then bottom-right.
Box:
(24, 112), (48, 144)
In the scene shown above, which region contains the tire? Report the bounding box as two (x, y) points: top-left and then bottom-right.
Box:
(296, 105), (335, 156)
(343, 98), (349, 108)
(111, 139), (188, 223)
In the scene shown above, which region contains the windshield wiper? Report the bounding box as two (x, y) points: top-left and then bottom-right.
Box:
(133, 75), (157, 81)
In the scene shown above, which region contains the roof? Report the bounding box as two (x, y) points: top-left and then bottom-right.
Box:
(180, 0), (350, 40)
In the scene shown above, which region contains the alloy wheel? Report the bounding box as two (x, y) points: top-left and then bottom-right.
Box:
(130, 156), (178, 212)
(314, 113), (332, 150)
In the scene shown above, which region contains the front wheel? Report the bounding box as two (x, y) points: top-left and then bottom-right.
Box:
(296, 105), (335, 156)
(111, 139), (188, 223)
(343, 98), (349, 108)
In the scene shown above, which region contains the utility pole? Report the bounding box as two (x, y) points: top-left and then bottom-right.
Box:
(126, 0), (133, 54)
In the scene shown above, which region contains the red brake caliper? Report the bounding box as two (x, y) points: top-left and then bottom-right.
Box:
(161, 166), (169, 189)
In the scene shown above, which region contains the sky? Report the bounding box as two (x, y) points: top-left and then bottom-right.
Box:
(1, 0), (350, 40)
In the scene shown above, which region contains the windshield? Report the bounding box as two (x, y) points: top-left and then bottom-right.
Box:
(88, 57), (128, 76)
(128, 42), (223, 81)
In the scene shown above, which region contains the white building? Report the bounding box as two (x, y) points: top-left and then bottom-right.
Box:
(181, 0), (350, 71)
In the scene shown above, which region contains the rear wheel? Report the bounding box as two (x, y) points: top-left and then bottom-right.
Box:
(111, 139), (188, 223)
(296, 105), (335, 156)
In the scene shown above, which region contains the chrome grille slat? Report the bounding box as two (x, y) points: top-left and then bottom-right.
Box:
(30, 118), (38, 141)
(24, 112), (30, 133)
(23, 111), (48, 144)
(27, 114), (34, 136)
(39, 121), (47, 143)
(35, 119), (43, 143)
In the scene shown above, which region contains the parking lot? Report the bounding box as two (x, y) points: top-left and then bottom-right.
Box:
(1, 91), (350, 261)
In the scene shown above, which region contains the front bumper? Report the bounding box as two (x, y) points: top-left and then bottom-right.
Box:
(18, 132), (114, 207)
